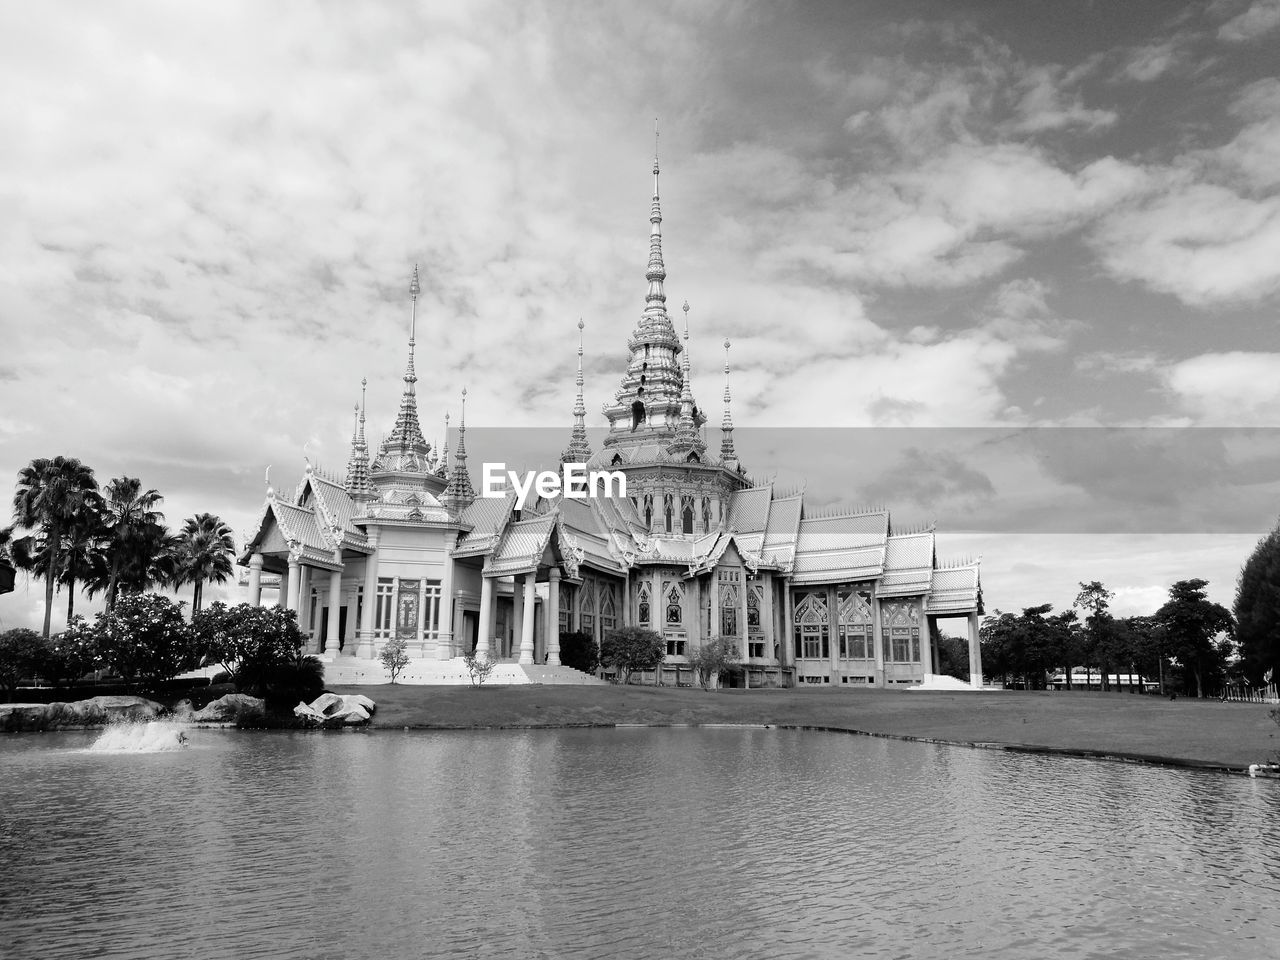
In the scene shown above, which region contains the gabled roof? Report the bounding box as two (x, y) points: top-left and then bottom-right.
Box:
(761, 493), (804, 570)
(556, 497), (626, 574)
(304, 472), (369, 550)
(484, 513), (557, 576)
(878, 529), (935, 598)
(791, 509), (888, 585)
(925, 562), (982, 614)
(454, 493), (515, 557)
(726, 485), (772, 534)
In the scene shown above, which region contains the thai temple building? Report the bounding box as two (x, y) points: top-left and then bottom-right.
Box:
(239, 152), (984, 688)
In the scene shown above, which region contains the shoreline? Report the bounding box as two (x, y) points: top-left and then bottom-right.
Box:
(329, 683), (1280, 776)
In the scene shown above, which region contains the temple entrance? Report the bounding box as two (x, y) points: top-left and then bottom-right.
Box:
(462, 611), (478, 654)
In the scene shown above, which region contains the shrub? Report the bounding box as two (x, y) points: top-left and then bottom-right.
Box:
(240, 654), (325, 707)
(558, 630), (599, 673)
(94, 593), (199, 691)
(0, 628), (45, 699)
(42, 618), (101, 687)
(600, 626), (664, 685)
(379, 636), (410, 683)
(193, 602), (307, 690)
(463, 651), (496, 687)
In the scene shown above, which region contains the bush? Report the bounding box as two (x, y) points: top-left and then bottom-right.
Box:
(94, 593), (199, 691)
(193, 602), (307, 691)
(463, 651), (497, 687)
(558, 630), (599, 673)
(0, 628), (44, 699)
(42, 618), (100, 687)
(240, 655), (325, 708)
(600, 626), (665, 685)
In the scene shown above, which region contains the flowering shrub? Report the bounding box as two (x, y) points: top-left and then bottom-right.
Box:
(94, 593), (199, 690)
(0, 628), (43, 698)
(192, 602), (320, 704)
(43, 617), (101, 686)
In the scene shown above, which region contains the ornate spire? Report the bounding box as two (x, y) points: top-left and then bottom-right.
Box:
(720, 339), (737, 463)
(562, 319), (593, 464)
(443, 388), (476, 512)
(669, 300), (704, 457)
(345, 378), (374, 499)
(644, 123), (668, 326)
(437, 411), (450, 478)
(374, 266), (431, 473)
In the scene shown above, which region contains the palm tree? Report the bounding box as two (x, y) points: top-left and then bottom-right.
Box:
(90, 477), (168, 610)
(175, 513), (235, 614)
(11, 456), (100, 637)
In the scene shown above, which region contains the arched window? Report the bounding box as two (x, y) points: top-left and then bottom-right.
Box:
(664, 494), (673, 534)
(682, 504), (694, 534)
(631, 400), (645, 430)
(686, 452), (700, 463)
(702, 498), (712, 530)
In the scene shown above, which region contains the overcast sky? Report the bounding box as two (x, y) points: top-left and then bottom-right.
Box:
(3, 0), (1279, 631)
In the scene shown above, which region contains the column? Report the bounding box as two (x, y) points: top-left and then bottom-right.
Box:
(248, 553), (263, 606)
(300, 566), (317, 653)
(357, 544), (378, 659)
(548, 569), (561, 665)
(763, 571), (775, 662)
(968, 611), (983, 690)
(872, 595), (885, 688)
(476, 576), (494, 659)
(511, 576), (524, 661)
(417, 578), (429, 658)
(518, 574), (536, 664)
(436, 553), (455, 660)
(325, 568), (342, 656)
(285, 557), (300, 612)
(741, 573), (751, 688)
(922, 613), (936, 678)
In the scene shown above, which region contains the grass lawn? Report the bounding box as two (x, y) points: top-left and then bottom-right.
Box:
(329, 682), (1280, 771)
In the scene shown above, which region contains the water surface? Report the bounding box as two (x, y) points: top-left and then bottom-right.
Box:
(1, 727), (1278, 959)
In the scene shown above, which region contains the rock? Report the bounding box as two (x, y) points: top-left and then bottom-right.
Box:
(0, 695), (164, 732)
(293, 693), (376, 726)
(171, 699), (195, 718)
(191, 693), (265, 723)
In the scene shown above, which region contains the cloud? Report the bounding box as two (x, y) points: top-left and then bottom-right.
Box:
(1120, 41), (1181, 83)
(1164, 352), (1280, 425)
(1218, 0), (1280, 42)
(1091, 182), (1280, 306)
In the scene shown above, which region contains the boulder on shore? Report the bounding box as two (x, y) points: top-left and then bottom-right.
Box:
(0, 695), (165, 732)
(293, 692), (376, 726)
(191, 693), (266, 723)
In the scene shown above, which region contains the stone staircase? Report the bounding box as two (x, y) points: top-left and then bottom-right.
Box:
(320, 656), (604, 687)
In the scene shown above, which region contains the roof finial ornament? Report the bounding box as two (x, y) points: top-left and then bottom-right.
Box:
(443, 387), (476, 512)
(359, 377), (367, 440)
(721, 338), (737, 464)
(440, 410), (450, 474)
(562, 319), (593, 464)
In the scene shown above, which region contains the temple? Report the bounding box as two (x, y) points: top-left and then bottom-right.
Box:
(238, 151), (984, 688)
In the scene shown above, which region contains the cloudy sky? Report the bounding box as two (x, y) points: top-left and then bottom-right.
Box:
(3, 0), (1279, 631)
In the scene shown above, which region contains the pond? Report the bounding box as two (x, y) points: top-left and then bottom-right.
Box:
(1, 726), (1278, 959)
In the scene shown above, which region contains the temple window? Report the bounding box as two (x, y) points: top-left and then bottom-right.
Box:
(374, 577), (395, 639)
(792, 591), (829, 660)
(682, 504), (693, 534)
(631, 400), (645, 430)
(666, 585), (683, 625)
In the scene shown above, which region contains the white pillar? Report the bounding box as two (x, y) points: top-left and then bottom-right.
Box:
(922, 612), (935, 678)
(436, 554), (455, 660)
(872, 594), (885, 688)
(968, 611), (983, 690)
(548, 569), (561, 665)
(326, 568), (342, 656)
(519, 573), (537, 664)
(416, 578), (428, 658)
(741, 573), (751, 688)
(511, 576), (524, 661)
(356, 545), (377, 659)
(763, 571), (775, 661)
(285, 558), (300, 612)
(476, 576), (494, 659)
(248, 553), (263, 606)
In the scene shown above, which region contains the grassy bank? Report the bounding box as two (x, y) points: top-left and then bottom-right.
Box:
(329, 683), (1280, 771)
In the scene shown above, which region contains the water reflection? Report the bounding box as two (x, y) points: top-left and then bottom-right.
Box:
(1, 728), (1278, 960)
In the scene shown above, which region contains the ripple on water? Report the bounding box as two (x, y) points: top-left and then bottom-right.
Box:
(1, 727), (1279, 960)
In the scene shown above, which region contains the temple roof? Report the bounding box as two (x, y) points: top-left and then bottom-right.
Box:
(925, 562), (983, 615)
(790, 510), (889, 585)
(878, 529), (935, 598)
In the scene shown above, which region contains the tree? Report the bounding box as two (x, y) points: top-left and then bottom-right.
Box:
(1155, 579), (1234, 698)
(94, 593), (198, 690)
(1074, 581), (1115, 690)
(1235, 523), (1280, 687)
(463, 650), (497, 687)
(0, 628), (44, 701)
(11, 456), (100, 637)
(175, 513), (235, 614)
(91, 477), (171, 609)
(558, 630), (599, 674)
(193, 602), (306, 684)
(687, 636), (739, 690)
(42, 618), (100, 688)
(600, 626), (664, 684)
(933, 631), (970, 682)
(379, 636), (410, 683)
